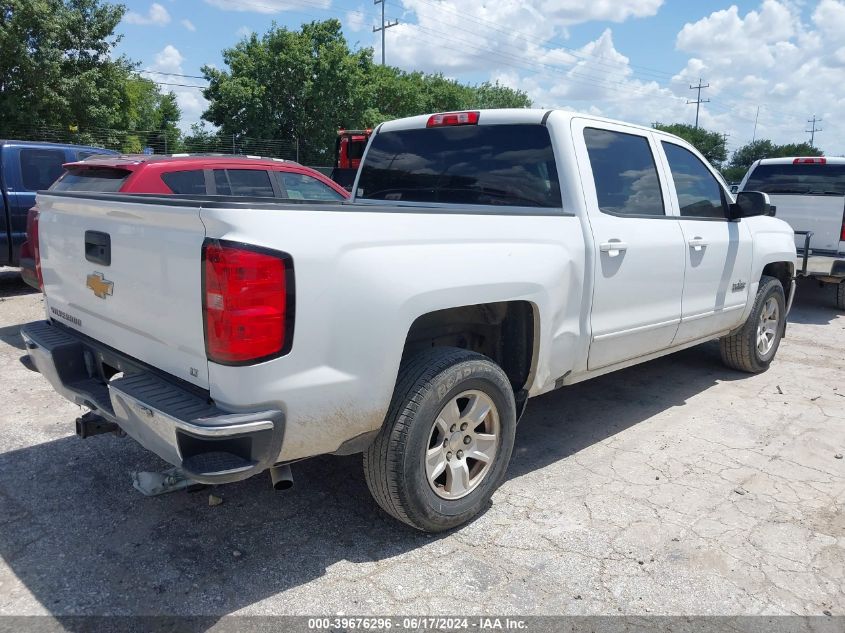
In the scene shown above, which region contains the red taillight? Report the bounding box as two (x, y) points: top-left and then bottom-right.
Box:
(427, 111), (480, 128)
(202, 241), (293, 365)
(841, 220), (845, 242)
(27, 207), (44, 290)
(793, 157), (826, 164)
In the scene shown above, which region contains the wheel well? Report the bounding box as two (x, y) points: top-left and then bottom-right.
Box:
(762, 262), (793, 299)
(402, 301), (535, 393)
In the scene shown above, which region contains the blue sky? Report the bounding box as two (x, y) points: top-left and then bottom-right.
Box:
(114, 1), (845, 155)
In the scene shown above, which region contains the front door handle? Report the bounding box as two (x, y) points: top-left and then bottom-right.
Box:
(599, 240), (628, 257)
(688, 237), (708, 251)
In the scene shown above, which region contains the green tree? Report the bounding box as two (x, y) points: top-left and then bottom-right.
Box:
(471, 81), (531, 109)
(722, 139), (823, 182)
(123, 76), (182, 153)
(202, 20), (372, 164)
(202, 19), (531, 163)
(653, 123), (728, 167)
(183, 121), (227, 153)
(0, 0), (137, 140)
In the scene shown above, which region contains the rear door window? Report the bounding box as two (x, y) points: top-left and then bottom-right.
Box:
(744, 163), (845, 196)
(213, 169), (275, 197)
(583, 128), (665, 216)
(50, 167), (130, 192)
(662, 142), (728, 219)
(357, 124), (561, 209)
(161, 169), (206, 195)
(20, 149), (66, 191)
(280, 172), (344, 200)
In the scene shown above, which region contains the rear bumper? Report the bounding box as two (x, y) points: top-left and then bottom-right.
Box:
(797, 254), (845, 279)
(20, 320), (284, 484)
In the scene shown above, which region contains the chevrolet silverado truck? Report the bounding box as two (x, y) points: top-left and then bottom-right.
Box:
(739, 156), (845, 309)
(21, 109), (796, 532)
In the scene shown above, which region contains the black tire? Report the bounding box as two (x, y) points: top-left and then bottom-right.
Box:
(720, 275), (786, 373)
(836, 281), (845, 311)
(364, 347), (516, 532)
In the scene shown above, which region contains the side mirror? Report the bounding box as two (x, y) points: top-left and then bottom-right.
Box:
(730, 185), (739, 194)
(729, 191), (775, 220)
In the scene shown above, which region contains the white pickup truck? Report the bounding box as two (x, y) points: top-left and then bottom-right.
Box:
(22, 109), (796, 532)
(739, 157), (845, 309)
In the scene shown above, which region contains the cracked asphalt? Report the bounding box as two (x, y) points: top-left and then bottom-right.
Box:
(0, 269), (843, 617)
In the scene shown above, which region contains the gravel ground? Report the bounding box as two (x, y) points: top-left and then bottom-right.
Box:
(0, 269), (843, 617)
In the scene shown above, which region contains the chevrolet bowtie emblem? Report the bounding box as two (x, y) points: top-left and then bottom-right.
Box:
(86, 272), (114, 299)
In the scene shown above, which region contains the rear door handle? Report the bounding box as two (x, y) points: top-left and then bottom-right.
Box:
(688, 237), (708, 251)
(599, 240), (628, 256)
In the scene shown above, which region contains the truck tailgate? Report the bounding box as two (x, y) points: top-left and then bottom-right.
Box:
(37, 193), (209, 388)
(769, 194), (845, 252)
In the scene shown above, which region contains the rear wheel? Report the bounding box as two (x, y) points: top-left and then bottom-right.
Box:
(720, 275), (786, 373)
(364, 347), (516, 532)
(836, 281), (845, 310)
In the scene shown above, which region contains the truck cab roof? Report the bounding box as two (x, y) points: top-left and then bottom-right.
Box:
(0, 139), (117, 155)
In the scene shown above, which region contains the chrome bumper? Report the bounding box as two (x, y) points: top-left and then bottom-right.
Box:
(20, 320), (284, 484)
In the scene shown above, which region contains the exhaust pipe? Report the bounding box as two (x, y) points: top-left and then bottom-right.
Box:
(269, 464), (294, 491)
(75, 412), (120, 439)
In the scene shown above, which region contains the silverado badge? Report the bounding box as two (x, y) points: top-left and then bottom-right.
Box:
(86, 272), (114, 299)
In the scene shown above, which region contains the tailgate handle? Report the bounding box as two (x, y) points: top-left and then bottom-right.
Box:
(85, 231), (111, 266)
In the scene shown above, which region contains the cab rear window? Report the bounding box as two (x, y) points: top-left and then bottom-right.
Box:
(50, 167), (130, 192)
(357, 124), (561, 209)
(745, 164), (845, 196)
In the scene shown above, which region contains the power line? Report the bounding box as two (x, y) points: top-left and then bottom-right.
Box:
(806, 115), (822, 147)
(687, 78), (710, 129)
(373, 0), (399, 65)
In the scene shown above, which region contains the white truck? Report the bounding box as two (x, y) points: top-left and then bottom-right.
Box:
(739, 156), (845, 309)
(22, 109), (796, 532)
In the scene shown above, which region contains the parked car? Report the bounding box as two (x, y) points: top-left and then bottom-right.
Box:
(21, 109), (795, 532)
(739, 156), (845, 309)
(0, 140), (117, 285)
(20, 154), (349, 289)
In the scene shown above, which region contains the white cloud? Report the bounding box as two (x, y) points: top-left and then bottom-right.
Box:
(125, 2), (171, 26)
(204, 0), (330, 13)
(384, 0), (664, 73)
(539, 0), (664, 26)
(676, 1), (794, 54)
(152, 45), (184, 74)
(380, 0), (844, 155)
(181, 19), (196, 32)
(346, 7), (367, 33)
(148, 45), (208, 132)
(671, 0), (845, 153)
(236, 26), (253, 38)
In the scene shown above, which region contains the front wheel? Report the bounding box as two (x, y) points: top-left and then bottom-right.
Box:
(364, 347), (516, 532)
(720, 275), (786, 373)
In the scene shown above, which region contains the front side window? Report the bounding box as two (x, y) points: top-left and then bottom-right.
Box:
(20, 149), (66, 191)
(280, 172), (344, 201)
(584, 128), (665, 216)
(357, 124), (561, 209)
(662, 142), (728, 219)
